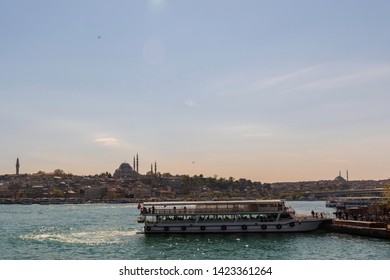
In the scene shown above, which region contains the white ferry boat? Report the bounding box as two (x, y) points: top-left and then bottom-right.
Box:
(138, 199), (325, 233)
(329, 197), (387, 209)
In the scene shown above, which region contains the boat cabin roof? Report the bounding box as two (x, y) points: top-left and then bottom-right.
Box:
(142, 199), (285, 207)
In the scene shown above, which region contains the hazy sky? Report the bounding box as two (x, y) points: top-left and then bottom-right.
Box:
(1, 0), (390, 182)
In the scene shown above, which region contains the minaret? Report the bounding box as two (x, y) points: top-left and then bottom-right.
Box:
(133, 156), (136, 171)
(151, 163), (153, 175)
(16, 157), (20, 175)
(346, 170), (349, 181)
(154, 161), (157, 175)
(136, 153), (139, 173)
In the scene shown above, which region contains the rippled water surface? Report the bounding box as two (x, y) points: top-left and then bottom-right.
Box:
(1, 201), (389, 259)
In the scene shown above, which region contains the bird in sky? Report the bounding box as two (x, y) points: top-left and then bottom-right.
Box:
(97, 35), (102, 39)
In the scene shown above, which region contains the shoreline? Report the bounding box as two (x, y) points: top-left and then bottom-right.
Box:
(0, 198), (138, 205)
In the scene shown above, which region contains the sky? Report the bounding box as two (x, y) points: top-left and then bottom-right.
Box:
(1, 0), (390, 183)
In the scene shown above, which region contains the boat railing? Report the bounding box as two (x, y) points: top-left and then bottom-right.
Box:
(150, 217), (277, 224)
(147, 219), (195, 224)
(295, 213), (330, 220)
(141, 207), (280, 215)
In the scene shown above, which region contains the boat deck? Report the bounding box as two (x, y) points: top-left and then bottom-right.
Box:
(140, 207), (287, 215)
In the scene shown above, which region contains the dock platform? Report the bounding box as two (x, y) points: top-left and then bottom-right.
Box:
(320, 219), (390, 239)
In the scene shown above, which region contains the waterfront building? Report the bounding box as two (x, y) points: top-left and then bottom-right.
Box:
(28, 186), (49, 198)
(0, 183), (13, 198)
(133, 185), (152, 199)
(84, 186), (108, 200)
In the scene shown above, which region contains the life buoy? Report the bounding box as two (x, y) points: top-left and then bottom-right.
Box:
(289, 222), (295, 227)
(242, 225), (247, 230)
(146, 226), (151, 231)
(181, 226), (187, 231)
(221, 225), (227, 231)
(164, 226), (169, 231)
(276, 224), (282, 230)
(200, 226), (206, 231)
(261, 225), (267, 230)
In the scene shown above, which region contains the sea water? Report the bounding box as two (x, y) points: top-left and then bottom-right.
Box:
(1, 201), (389, 260)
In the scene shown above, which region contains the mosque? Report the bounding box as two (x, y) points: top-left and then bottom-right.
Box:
(113, 154), (158, 179)
(113, 154), (139, 179)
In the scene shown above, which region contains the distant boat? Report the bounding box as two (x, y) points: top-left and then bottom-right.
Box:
(327, 197), (387, 209)
(39, 198), (50, 205)
(50, 198), (65, 204)
(20, 198), (33, 205)
(325, 200), (337, 207)
(3, 199), (14, 204)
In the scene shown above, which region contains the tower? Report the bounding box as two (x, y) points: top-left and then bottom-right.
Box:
(154, 161), (157, 175)
(136, 153), (139, 173)
(16, 157), (20, 175)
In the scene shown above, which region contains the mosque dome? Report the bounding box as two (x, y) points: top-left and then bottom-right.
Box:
(334, 175), (347, 184)
(114, 162), (137, 178)
(119, 162), (132, 170)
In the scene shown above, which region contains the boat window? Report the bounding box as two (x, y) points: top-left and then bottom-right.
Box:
(279, 213), (293, 219)
(145, 216), (157, 223)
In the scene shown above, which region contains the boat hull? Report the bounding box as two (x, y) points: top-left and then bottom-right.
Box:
(143, 219), (323, 234)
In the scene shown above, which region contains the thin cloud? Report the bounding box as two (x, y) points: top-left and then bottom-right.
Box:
(94, 137), (119, 146)
(215, 63), (390, 97)
(216, 65), (319, 96)
(284, 64), (390, 93)
(253, 66), (320, 92)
